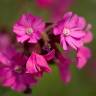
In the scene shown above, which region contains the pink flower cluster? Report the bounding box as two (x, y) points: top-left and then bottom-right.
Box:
(0, 12), (93, 93)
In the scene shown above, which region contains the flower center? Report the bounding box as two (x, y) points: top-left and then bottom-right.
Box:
(14, 65), (22, 73)
(63, 28), (70, 36)
(26, 28), (33, 35)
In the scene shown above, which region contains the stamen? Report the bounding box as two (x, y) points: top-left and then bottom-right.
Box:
(63, 28), (70, 36)
(26, 28), (33, 35)
(14, 66), (22, 73)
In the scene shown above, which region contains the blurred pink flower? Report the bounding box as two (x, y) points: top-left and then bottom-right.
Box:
(53, 12), (86, 50)
(0, 50), (36, 92)
(36, 0), (73, 22)
(56, 53), (71, 83)
(0, 33), (11, 51)
(36, 0), (54, 8)
(51, 0), (74, 22)
(0, 47), (17, 65)
(13, 13), (45, 43)
(26, 52), (51, 77)
(76, 47), (91, 69)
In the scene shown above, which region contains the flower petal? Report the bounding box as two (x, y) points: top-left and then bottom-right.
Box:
(3, 76), (15, 87)
(53, 27), (61, 35)
(66, 14), (78, 28)
(66, 36), (77, 50)
(56, 54), (71, 83)
(0, 52), (10, 65)
(26, 54), (38, 74)
(28, 35), (38, 43)
(70, 30), (85, 38)
(32, 17), (45, 32)
(77, 56), (87, 69)
(17, 35), (29, 43)
(60, 35), (68, 50)
(13, 24), (25, 36)
(68, 37), (83, 48)
(11, 82), (26, 92)
(19, 13), (34, 27)
(83, 31), (93, 43)
(35, 53), (51, 73)
(43, 49), (55, 61)
(77, 16), (86, 29)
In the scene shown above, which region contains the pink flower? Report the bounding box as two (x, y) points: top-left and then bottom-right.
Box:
(26, 52), (51, 77)
(53, 12), (86, 50)
(55, 53), (71, 83)
(0, 51), (36, 92)
(13, 13), (45, 43)
(76, 47), (91, 69)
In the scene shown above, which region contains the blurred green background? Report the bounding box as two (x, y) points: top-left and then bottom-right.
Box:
(0, 0), (96, 96)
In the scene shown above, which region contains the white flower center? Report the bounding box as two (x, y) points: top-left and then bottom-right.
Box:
(26, 28), (33, 35)
(14, 66), (22, 73)
(63, 28), (70, 36)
